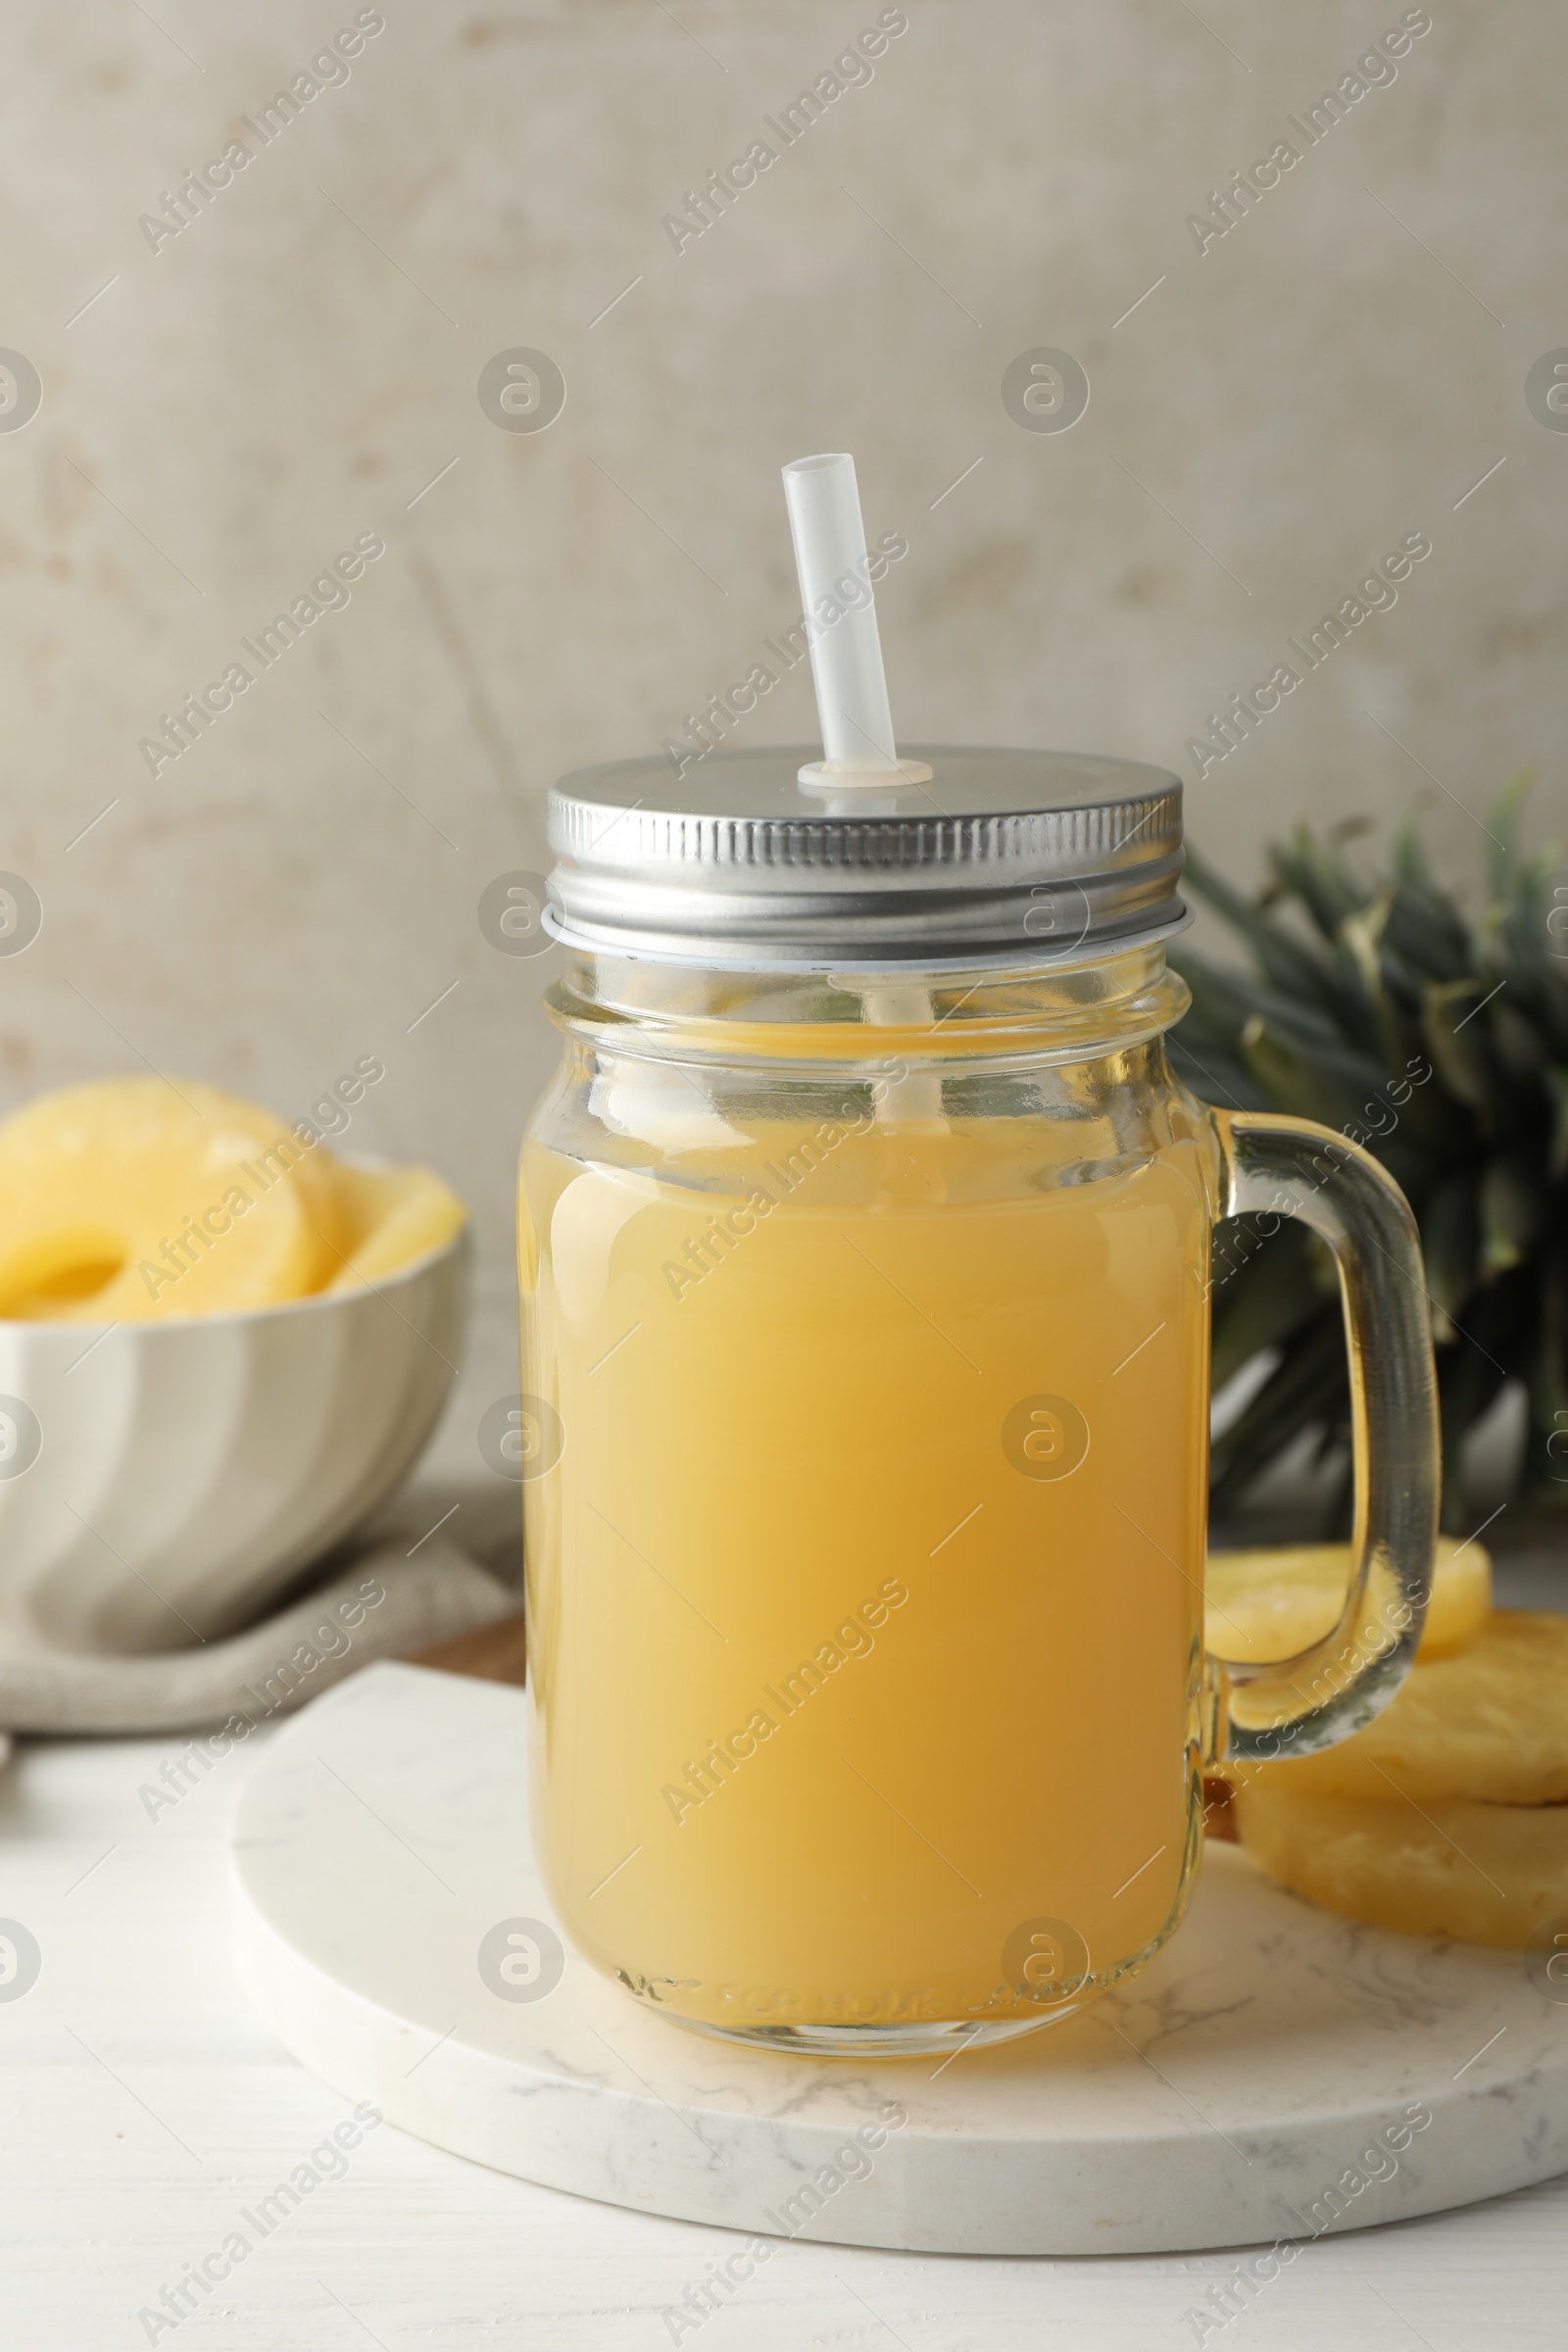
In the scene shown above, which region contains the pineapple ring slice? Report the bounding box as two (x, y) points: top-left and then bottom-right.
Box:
(1232, 1611), (1568, 1807)
(1233, 1779), (1568, 1952)
(1206, 1536), (1491, 1667)
(324, 1161), (466, 1289)
(0, 1077), (342, 1320)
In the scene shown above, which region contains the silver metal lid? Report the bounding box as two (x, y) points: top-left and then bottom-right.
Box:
(546, 743), (1187, 972)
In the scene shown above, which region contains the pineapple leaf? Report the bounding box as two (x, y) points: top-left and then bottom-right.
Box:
(1268, 826), (1369, 941)
(1209, 1218), (1328, 1391)
(1394, 819), (1431, 890)
(1239, 1016), (1387, 1131)
(1479, 1145), (1551, 1276)
(1486, 770), (1535, 906)
(1170, 948), (1340, 1055)
(1338, 892), (1409, 1071)
(1382, 880), (1475, 986)
(1167, 1036), (1270, 1114)
(1422, 1171), (1481, 1338)
(1209, 1313), (1348, 1517)
(1182, 846), (1360, 1028)
(1420, 980), (1519, 1132)
(1179, 793), (1568, 1535)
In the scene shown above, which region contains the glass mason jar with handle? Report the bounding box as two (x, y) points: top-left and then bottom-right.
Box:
(518, 743), (1439, 2055)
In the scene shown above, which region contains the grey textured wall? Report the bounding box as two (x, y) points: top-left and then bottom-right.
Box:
(1, 0), (1560, 1440)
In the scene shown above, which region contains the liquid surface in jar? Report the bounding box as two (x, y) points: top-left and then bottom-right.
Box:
(520, 1104), (1210, 2034)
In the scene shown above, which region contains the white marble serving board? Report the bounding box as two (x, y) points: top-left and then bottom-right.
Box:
(228, 1661), (1568, 2256)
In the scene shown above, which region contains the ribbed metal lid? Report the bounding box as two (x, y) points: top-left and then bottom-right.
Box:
(546, 742), (1186, 972)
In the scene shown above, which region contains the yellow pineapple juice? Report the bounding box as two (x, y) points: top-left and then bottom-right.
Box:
(521, 1068), (1211, 2036)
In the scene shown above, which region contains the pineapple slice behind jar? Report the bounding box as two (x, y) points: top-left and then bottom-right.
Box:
(0, 1077), (343, 1319)
(1206, 1536), (1492, 1668)
(1232, 1611), (1568, 1808)
(1228, 1607), (1568, 1945)
(1232, 1780), (1568, 1952)
(1211, 1544), (1568, 1950)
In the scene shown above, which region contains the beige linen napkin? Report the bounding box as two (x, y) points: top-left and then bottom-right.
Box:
(0, 1538), (515, 1740)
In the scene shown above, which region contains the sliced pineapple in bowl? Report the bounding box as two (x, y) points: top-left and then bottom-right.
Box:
(326, 1160), (469, 1290)
(0, 1077), (466, 1321)
(0, 1077), (470, 1653)
(0, 1077), (342, 1319)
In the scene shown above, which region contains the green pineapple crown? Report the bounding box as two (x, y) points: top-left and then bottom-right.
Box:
(1169, 779), (1568, 1534)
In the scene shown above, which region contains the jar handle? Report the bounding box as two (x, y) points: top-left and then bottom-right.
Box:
(1204, 1110), (1440, 1765)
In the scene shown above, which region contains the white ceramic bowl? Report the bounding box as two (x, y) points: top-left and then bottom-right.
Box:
(0, 1228), (468, 1656)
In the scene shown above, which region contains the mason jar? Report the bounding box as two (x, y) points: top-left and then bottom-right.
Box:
(517, 744), (1438, 2055)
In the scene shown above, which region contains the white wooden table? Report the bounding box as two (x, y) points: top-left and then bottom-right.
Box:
(4, 1562), (1567, 2349)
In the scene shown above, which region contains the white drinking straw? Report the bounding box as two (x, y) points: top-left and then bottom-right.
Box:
(780, 453), (931, 789)
(781, 453), (944, 1125)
